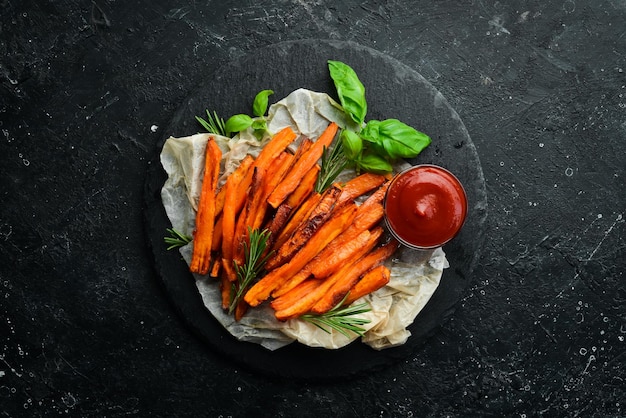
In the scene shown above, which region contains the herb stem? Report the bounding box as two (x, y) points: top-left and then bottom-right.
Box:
(301, 297), (371, 338)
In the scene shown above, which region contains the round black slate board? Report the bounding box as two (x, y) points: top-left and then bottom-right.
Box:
(144, 39), (487, 380)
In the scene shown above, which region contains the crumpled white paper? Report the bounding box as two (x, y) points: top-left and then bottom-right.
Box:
(160, 88), (448, 350)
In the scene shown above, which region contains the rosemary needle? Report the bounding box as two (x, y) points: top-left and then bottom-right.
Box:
(315, 139), (348, 193)
(196, 110), (227, 137)
(229, 228), (273, 314)
(164, 228), (192, 250)
(301, 298), (371, 338)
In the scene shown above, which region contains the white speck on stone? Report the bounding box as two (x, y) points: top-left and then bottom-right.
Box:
(151, 125), (159, 133)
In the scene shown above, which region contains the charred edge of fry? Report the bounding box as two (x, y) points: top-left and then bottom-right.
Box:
(210, 257), (222, 278)
(269, 185), (342, 269)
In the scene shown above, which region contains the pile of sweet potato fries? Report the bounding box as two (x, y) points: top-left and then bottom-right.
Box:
(189, 122), (399, 321)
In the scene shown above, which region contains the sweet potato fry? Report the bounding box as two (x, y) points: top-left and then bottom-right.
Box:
(234, 298), (248, 321)
(243, 203), (357, 307)
(268, 192), (321, 261)
(221, 157), (254, 250)
(211, 156), (254, 253)
(303, 205), (384, 279)
(270, 279), (321, 312)
(272, 273), (340, 321)
(267, 122), (339, 208)
(190, 138), (222, 275)
(272, 226), (382, 296)
(252, 126), (297, 172)
(309, 239), (399, 315)
(211, 215), (223, 252)
(265, 165), (320, 249)
(343, 265), (391, 306)
(216, 155), (254, 215)
(230, 127), (297, 216)
(336, 172), (387, 207)
(221, 257), (237, 282)
(233, 167), (266, 263)
(310, 226), (383, 279)
(249, 152), (292, 231)
(210, 257), (221, 278)
(267, 184), (342, 270)
(262, 151), (293, 198)
(270, 267), (311, 298)
(361, 180), (389, 209)
(286, 164), (319, 207)
(220, 275), (231, 309)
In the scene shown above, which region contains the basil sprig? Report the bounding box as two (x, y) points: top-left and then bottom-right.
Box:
(327, 60), (431, 174)
(224, 89), (274, 139)
(197, 89), (274, 138)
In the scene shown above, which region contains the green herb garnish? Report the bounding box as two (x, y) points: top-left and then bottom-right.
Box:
(229, 228), (273, 314)
(327, 60), (432, 175)
(301, 296), (371, 338)
(197, 89), (274, 139)
(315, 140), (348, 193)
(195, 110), (227, 136)
(164, 228), (192, 250)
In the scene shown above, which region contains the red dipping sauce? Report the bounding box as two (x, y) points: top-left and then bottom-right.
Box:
(384, 165), (467, 250)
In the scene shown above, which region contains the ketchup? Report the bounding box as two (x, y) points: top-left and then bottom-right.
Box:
(384, 165), (467, 249)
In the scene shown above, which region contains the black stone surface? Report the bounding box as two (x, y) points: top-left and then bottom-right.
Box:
(1, 1), (624, 416)
(145, 39), (486, 380)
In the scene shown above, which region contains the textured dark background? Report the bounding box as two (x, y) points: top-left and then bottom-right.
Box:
(1, 1), (624, 416)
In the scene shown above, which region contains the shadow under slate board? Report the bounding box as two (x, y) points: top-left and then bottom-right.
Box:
(144, 39), (487, 380)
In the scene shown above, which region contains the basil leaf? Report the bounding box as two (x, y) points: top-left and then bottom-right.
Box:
(251, 119), (267, 131)
(340, 129), (363, 160)
(356, 152), (393, 174)
(361, 119), (431, 159)
(360, 120), (380, 143)
(328, 60), (367, 125)
(252, 89), (274, 117)
(377, 119), (431, 159)
(225, 114), (253, 136)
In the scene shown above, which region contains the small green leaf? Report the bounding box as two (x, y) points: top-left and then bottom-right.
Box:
(225, 114), (253, 136)
(356, 152), (393, 174)
(377, 119), (431, 159)
(328, 60), (367, 126)
(164, 228), (192, 250)
(252, 89), (274, 117)
(360, 120), (381, 143)
(360, 119), (431, 160)
(251, 119), (267, 131)
(340, 129), (363, 160)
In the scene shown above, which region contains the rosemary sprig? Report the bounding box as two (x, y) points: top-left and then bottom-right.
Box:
(196, 110), (227, 136)
(229, 228), (273, 314)
(301, 296), (371, 338)
(315, 138), (348, 193)
(164, 228), (192, 250)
